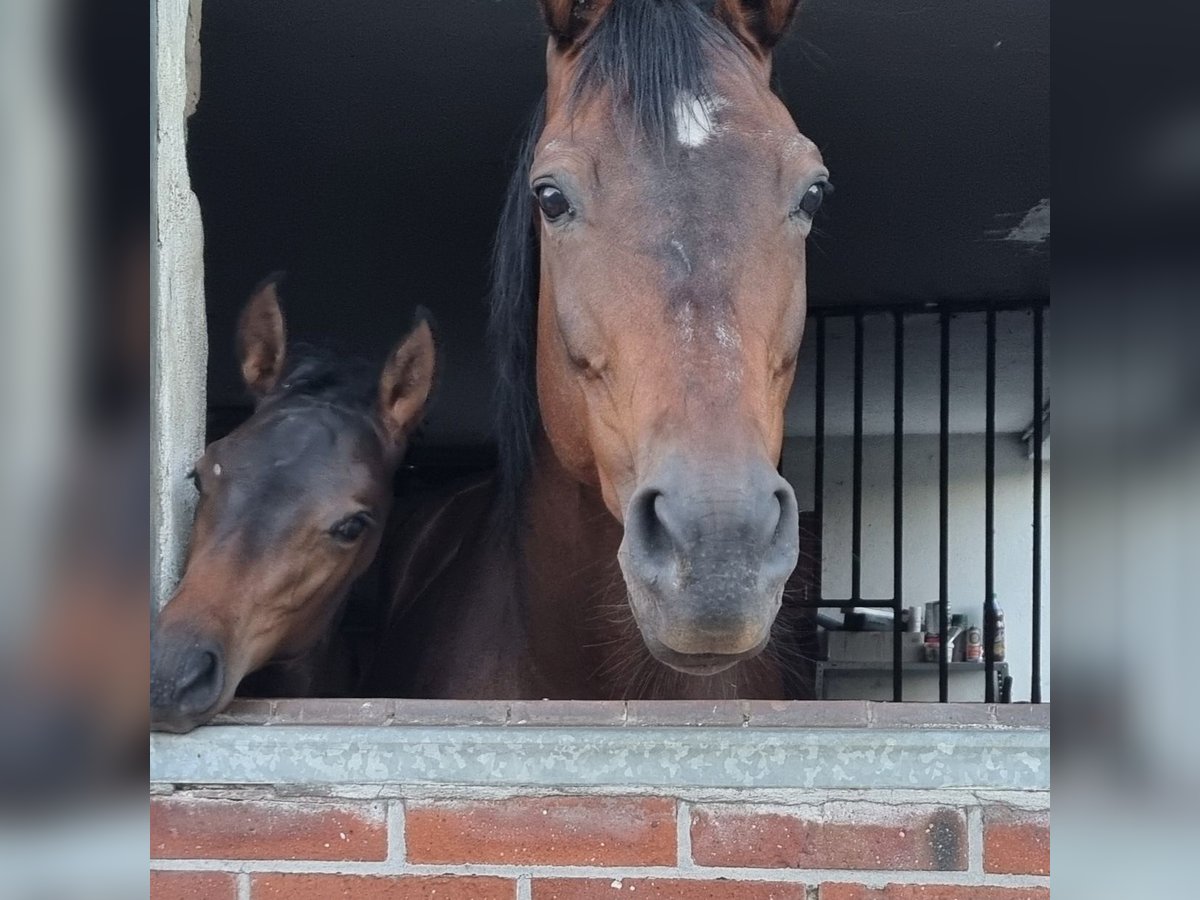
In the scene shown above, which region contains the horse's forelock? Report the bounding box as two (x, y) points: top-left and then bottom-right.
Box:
(260, 345), (379, 415)
(570, 0), (750, 148)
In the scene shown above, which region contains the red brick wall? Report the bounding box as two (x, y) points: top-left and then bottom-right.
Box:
(151, 793), (1049, 898)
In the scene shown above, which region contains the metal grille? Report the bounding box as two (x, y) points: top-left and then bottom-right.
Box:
(796, 300), (1048, 702)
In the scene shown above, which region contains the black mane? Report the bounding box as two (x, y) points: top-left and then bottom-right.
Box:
(263, 344), (379, 415)
(488, 0), (749, 519)
(573, 0), (744, 144)
(489, 100), (545, 521)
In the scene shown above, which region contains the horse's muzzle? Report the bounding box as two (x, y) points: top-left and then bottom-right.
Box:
(618, 457), (799, 669)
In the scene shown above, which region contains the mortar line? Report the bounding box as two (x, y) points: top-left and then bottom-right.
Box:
(148, 858), (1050, 887)
(236, 872), (251, 900)
(517, 873), (533, 900)
(387, 800), (407, 866)
(967, 805), (985, 874)
(676, 799), (694, 869)
(160, 785), (1047, 809)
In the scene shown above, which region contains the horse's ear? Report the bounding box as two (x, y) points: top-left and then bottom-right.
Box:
(538, 0), (613, 48)
(236, 273), (287, 400)
(378, 309), (437, 448)
(713, 0), (800, 57)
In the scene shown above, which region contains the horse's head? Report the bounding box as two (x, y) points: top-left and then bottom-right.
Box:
(496, 0), (826, 676)
(150, 278), (435, 732)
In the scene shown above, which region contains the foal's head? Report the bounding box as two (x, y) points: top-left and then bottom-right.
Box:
(495, 0), (827, 675)
(150, 278), (435, 731)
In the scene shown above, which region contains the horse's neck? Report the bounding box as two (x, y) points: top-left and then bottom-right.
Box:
(519, 443), (627, 696)
(521, 441), (791, 700)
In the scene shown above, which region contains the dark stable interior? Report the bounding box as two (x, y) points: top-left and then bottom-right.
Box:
(187, 1), (1050, 691)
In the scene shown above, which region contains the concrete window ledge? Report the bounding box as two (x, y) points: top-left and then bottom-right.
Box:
(151, 700), (1049, 792)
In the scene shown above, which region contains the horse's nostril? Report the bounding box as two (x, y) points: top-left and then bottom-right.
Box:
(630, 488), (672, 560)
(771, 485), (795, 542)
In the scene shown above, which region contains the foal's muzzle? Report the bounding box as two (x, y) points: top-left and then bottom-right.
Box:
(149, 629), (226, 733)
(618, 458), (799, 673)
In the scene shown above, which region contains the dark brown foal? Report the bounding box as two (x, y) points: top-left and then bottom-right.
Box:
(150, 277), (435, 731)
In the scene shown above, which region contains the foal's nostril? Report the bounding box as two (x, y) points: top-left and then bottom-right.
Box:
(171, 647), (224, 716)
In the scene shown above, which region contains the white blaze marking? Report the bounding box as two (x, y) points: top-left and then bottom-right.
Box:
(674, 93), (725, 147)
(714, 319), (741, 352)
(212, 463), (222, 477)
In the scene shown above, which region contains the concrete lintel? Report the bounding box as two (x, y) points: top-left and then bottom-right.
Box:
(151, 722), (1048, 791)
(211, 698), (1051, 730)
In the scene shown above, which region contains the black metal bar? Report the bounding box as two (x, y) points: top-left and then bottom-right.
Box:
(813, 315), (826, 606)
(892, 312), (904, 702)
(851, 315), (864, 602)
(799, 600), (898, 610)
(985, 310), (997, 702)
(1031, 306), (1044, 703)
(809, 298), (1048, 318)
(939, 312), (951, 702)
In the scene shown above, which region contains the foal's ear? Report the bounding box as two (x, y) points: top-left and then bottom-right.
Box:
(538, 0), (613, 48)
(713, 0), (801, 57)
(236, 273), (287, 400)
(378, 310), (437, 447)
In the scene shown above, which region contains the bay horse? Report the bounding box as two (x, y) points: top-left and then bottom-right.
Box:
(365, 0), (826, 699)
(150, 276), (436, 732)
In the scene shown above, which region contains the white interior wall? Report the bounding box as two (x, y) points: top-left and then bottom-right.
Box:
(783, 433), (1051, 701)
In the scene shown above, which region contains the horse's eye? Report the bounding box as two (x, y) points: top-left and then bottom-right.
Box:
(792, 181), (832, 219)
(535, 184), (572, 221)
(330, 513), (371, 544)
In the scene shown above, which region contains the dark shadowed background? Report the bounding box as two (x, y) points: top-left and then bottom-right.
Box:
(189, 0), (1050, 446)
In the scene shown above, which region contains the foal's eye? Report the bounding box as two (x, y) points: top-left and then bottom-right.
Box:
(792, 181), (833, 219)
(330, 513), (372, 544)
(535, 184), (572, 221)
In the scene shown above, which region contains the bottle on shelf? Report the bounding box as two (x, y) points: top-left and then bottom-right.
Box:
(988, 593), (1006, 662)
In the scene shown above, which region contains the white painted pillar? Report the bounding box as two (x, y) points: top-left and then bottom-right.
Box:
(151, 0), (206, 606)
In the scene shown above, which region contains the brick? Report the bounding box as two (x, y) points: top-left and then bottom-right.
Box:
(252, 874), (515, 899)
(691, 804), (967, 870)
(983, 808), (1050, 875)
(625, 700), (748, 726)
(869, 703), (997, 728)
(405, 796), (676, 866)
(508, 700), (628, 726)
(388, 699), (512, 726)
(820, 886), (1049, 900)
(151, 870), (237, 900)
(534, 879), (806, 900)
(151, 798), (387, 860)
(990, 704), (1051, 729)
(744, 700), (872, 727)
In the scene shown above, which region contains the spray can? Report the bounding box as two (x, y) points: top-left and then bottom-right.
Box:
(965, 625), (983, 662)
